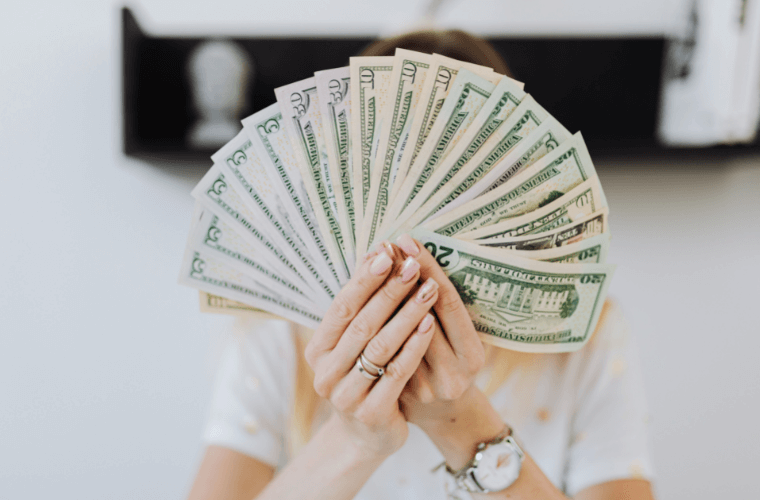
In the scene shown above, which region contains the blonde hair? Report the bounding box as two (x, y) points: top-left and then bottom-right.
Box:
(288, 325), (320, 455)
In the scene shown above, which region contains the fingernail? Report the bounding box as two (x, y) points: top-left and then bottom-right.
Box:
(398, 256), (420, 283)
(396, 233), (419, 257)
(415, 278), (439, 303)
(362, 250), (377, 263)
(380, 240), (394, 258)
(369, 251), (393, 275)
(417, 313), (434, 335)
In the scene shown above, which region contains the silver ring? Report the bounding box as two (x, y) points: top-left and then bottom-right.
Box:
(360, 353), (385, 377)
(356, 358), (380, 380)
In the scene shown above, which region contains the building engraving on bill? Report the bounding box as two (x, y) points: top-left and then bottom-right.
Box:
(454, 267), (577, 322)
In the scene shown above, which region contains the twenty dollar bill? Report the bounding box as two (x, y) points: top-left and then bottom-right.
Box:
(410, 229), (615, 353)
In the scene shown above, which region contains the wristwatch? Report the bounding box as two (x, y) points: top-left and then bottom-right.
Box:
(445, 425), (525, 494)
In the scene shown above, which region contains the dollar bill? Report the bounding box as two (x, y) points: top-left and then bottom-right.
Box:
(350, 56), (394, 235)
(187, 205), (325, 313)
(315, 67), (356, 270)
(456, 177), (608, 240)
(385, 94), (550, 240)
(426, 116), (572, 222)
(402, 77), (529, 210)
(179, 249), (322, 329)
(212, 131), (304, 245)
(275, 78), (351, 285)
(211, 131), (326, 282)
(183, 202), (316, 317)
(242, 103), (340, 294)
(198, 292), (278, 318)
(474, 208), (609, 249)
(515, 234), (610, 264)
(359, 49), (432, 256)
(191, 164), (336, 303)
(389, 69), (498, 226)
(462, 234), (609, 264)
(409, 229), (615, 353)
(387, 54), (499, 208)
(426, 133), (600, 236)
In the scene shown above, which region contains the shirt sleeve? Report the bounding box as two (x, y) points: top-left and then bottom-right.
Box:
(202, 318), (296, 469)
(563, 302), (655, 496)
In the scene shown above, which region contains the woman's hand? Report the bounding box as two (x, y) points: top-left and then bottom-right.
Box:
(394, 234), (505, 469)
(393, 234), (487, 423)
(304, 244), (440, 459)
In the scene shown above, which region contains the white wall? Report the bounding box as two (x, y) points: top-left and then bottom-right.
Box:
(127, 0), (688, 36)
(1, 1), (757, 499)
(598, 153), (760, 498)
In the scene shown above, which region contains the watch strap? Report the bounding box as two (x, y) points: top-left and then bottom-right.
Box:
(439, 467), (475, 500)
(446, 425), (524, 494)
(445, 424), (512, 476)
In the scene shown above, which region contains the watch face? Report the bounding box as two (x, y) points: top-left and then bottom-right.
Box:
(473, 441), (521, 492)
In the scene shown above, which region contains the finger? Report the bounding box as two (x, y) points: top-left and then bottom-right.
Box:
(424, 313), (459, 369)
(423, 318), (473, 400)
(354, 247), (378, 274)
(331, 297), (436, 413)
(341, 278), (438, 396)
(307, 247), (395, 363)
(401, 367), (435, 406)
(396, 234), (482, 359)
(317, 253), (421, 409)
(363, 312), (437, 409)
(326, 254), (423, 380)
(363, 278), (438, 367)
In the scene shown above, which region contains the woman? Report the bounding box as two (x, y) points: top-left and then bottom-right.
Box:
(188, 32), (656, 500)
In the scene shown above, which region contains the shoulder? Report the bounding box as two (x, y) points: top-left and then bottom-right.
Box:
(562, 299), (655, 493)
(231, 317), (298, 370)
(226, 317), (300, 408)
(585, 298), (629, 351)
(567, 298), (635, 389)
(553, 298), (639, 407)
(208, 317), (301, 422)
(203, 318), (299, 467)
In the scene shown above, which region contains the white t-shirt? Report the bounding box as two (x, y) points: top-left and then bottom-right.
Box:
(203, 301), (654, 498)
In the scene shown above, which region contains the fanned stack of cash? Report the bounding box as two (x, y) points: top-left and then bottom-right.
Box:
(179, 50), (615, 353)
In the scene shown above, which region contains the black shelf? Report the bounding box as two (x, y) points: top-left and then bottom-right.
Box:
(123, 7), (753, 164)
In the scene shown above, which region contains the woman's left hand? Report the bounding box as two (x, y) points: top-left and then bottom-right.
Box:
(392, 235), (486, 419)
(393, 234), (506, 468)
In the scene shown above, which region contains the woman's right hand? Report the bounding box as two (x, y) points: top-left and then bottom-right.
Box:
(304, 244), (439, 459)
